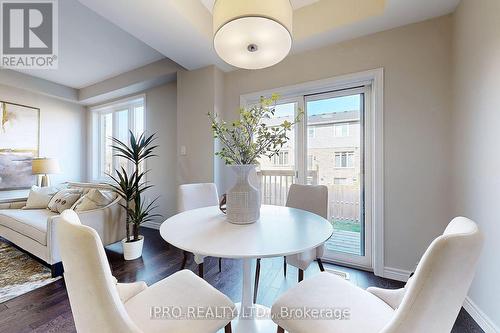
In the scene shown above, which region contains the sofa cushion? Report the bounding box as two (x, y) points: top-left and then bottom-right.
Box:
(48, 188), (83, 212)
(73, 189), (116, 212)
(24, 186), (58, 209)
(0, 209), (57, 245)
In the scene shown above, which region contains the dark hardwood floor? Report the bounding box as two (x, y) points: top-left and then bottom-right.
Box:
(0, 227), (483, 333)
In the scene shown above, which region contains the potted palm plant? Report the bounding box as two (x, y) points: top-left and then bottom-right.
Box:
(209, 94), (301, 224)
(108, 131), (160, 260)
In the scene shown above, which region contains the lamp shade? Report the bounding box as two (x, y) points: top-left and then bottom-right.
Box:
(32, 158), (61, 175)
(213, 0), (293, 70)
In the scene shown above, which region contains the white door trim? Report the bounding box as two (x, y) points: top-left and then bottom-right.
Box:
(240, 68), (384, 277)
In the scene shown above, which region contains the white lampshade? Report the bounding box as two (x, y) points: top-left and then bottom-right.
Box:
(213, 0), (293, 70)
(32, 158), (61, 175)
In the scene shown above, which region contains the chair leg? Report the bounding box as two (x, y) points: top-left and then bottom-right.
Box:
(181, 251), (188, 269)
(317, 258), (325, 272)
(224, 322), (232, 333)
(198, 263), (204, 278)
(298, 269), (304, 282)
(277, 326), (285, 333)
(283, 257), (287, 277)
(50, 262), (64, 278)
(254, 258), (261, 304)
(219, 257), (222, 272)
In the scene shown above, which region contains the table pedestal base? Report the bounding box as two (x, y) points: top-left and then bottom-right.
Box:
(218, 303), (277, 333)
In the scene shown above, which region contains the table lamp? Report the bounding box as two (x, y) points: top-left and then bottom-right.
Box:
(32, 158), (61, 187)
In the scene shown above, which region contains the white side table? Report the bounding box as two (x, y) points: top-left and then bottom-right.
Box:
(160, 205), (333, 333)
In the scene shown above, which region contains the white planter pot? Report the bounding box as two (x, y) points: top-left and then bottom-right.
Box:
(226, 165), (260, 224)
(122, 235), (144, 260)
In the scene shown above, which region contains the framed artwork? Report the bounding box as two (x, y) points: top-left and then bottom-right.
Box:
(0, 101), (40, 190)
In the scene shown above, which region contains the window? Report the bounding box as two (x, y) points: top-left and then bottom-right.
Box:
(308, 127), (315, 138)
(333, 123), (350, 137)
(91, 96), (145, 181)
(307, 155), (314, 169)
(335, 151), (354, 168)
(272, 151), (289, 166)
(334, 178), (348, 185)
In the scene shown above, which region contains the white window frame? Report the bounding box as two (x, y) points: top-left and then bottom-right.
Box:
(240, 68), (384, 277)
(308, 126), (316, 138)
(335, 151), (355, 168)
(89, 95), (146, 182)
(333, 123), (350, 137)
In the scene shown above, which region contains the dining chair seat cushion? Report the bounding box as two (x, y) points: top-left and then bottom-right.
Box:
(366, 276), (413, 310)
(125, 270), (236, 333)
(285, 245), (324, 270)
(271, 272), (394, 333)
(194, 253), (206, 264)
(116, 281), (148, 303)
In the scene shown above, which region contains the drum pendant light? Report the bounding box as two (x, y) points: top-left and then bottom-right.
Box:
(213, 0), (293, 70)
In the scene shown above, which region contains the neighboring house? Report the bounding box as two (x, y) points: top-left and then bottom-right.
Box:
(258, 110), (361, 188)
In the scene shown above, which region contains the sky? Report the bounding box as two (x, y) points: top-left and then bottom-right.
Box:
(274, 94), (361, 118)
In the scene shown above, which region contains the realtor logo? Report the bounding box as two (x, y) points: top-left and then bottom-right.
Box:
(1, 0), (58, 69)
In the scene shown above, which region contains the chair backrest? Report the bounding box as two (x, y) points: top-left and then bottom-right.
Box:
(178, 183), (219, 212)
(285, 184), (328, 219)
(56, 210), (141, 333)
(382, 217), (484, 333)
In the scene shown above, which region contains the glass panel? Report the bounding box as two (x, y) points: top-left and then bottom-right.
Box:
(116, 109), (129, 172)
(134, 106), (144, 136)
(102, 113), (113, 177)
(257, 102), (297, 206)
(306, 94), (363, 256)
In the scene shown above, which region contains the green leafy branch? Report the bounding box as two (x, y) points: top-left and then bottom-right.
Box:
(208, 94), (302, 165)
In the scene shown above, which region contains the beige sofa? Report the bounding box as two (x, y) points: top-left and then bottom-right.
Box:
(0, 182), (126, 276)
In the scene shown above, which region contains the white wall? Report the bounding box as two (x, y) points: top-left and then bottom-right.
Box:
(451, 0), (500, 329)
(144, 82), (178, 226)
(0, 84), (86, 186)
(222, 16), (453, 272)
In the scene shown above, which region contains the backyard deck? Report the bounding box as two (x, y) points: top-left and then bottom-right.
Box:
(326, 229), (361, 255)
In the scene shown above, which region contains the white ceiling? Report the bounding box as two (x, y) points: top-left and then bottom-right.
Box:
(12, 0), (461, 89)
(78, 0), (460, 73)
(200, 0), (321, 12)
(15, 0), (164, 89)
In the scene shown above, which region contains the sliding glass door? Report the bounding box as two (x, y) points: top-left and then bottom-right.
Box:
(304, 88), (371, 267)
(255, 87), (372, 269)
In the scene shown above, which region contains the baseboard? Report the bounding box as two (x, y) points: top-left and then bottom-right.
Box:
(463, 297), (499, 333)
(141, 221), (161, 230)
(383, 266), (410, 282)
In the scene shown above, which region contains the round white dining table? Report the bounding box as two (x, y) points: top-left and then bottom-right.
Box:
(160, 205), (333, 333)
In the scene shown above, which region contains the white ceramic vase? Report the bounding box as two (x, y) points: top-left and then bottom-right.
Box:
(226, 165), (260, 224)
(122, 235), (144, 260)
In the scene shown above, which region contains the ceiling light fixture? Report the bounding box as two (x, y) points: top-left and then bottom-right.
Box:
(213, 0), (293, 70)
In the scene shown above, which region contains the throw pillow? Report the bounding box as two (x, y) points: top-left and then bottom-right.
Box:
(23, 186), (58, 209)
(48, 188), (83, 212)
(51, 192), (82, 213)
(73, 189), (116, 212)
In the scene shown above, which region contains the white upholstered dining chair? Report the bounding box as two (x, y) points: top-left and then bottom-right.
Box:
(271, 217), (484, 333)
(178, 183), (222, 277)
(254, 184), (328, 303)
(57, 210), (235, 333)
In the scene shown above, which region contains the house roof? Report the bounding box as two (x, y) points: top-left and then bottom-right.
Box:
(265, 110), (360, 126)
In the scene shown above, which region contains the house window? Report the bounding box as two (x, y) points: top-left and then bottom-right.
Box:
(307, 155), (314, 169)
(308, 127), (315, 138)
(334, 178), (348, 185)
(334, 123), (350, 137)
(91, 96), (145, 181)
(335, 151), (354, 168)
(272, 151), (289, 166)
